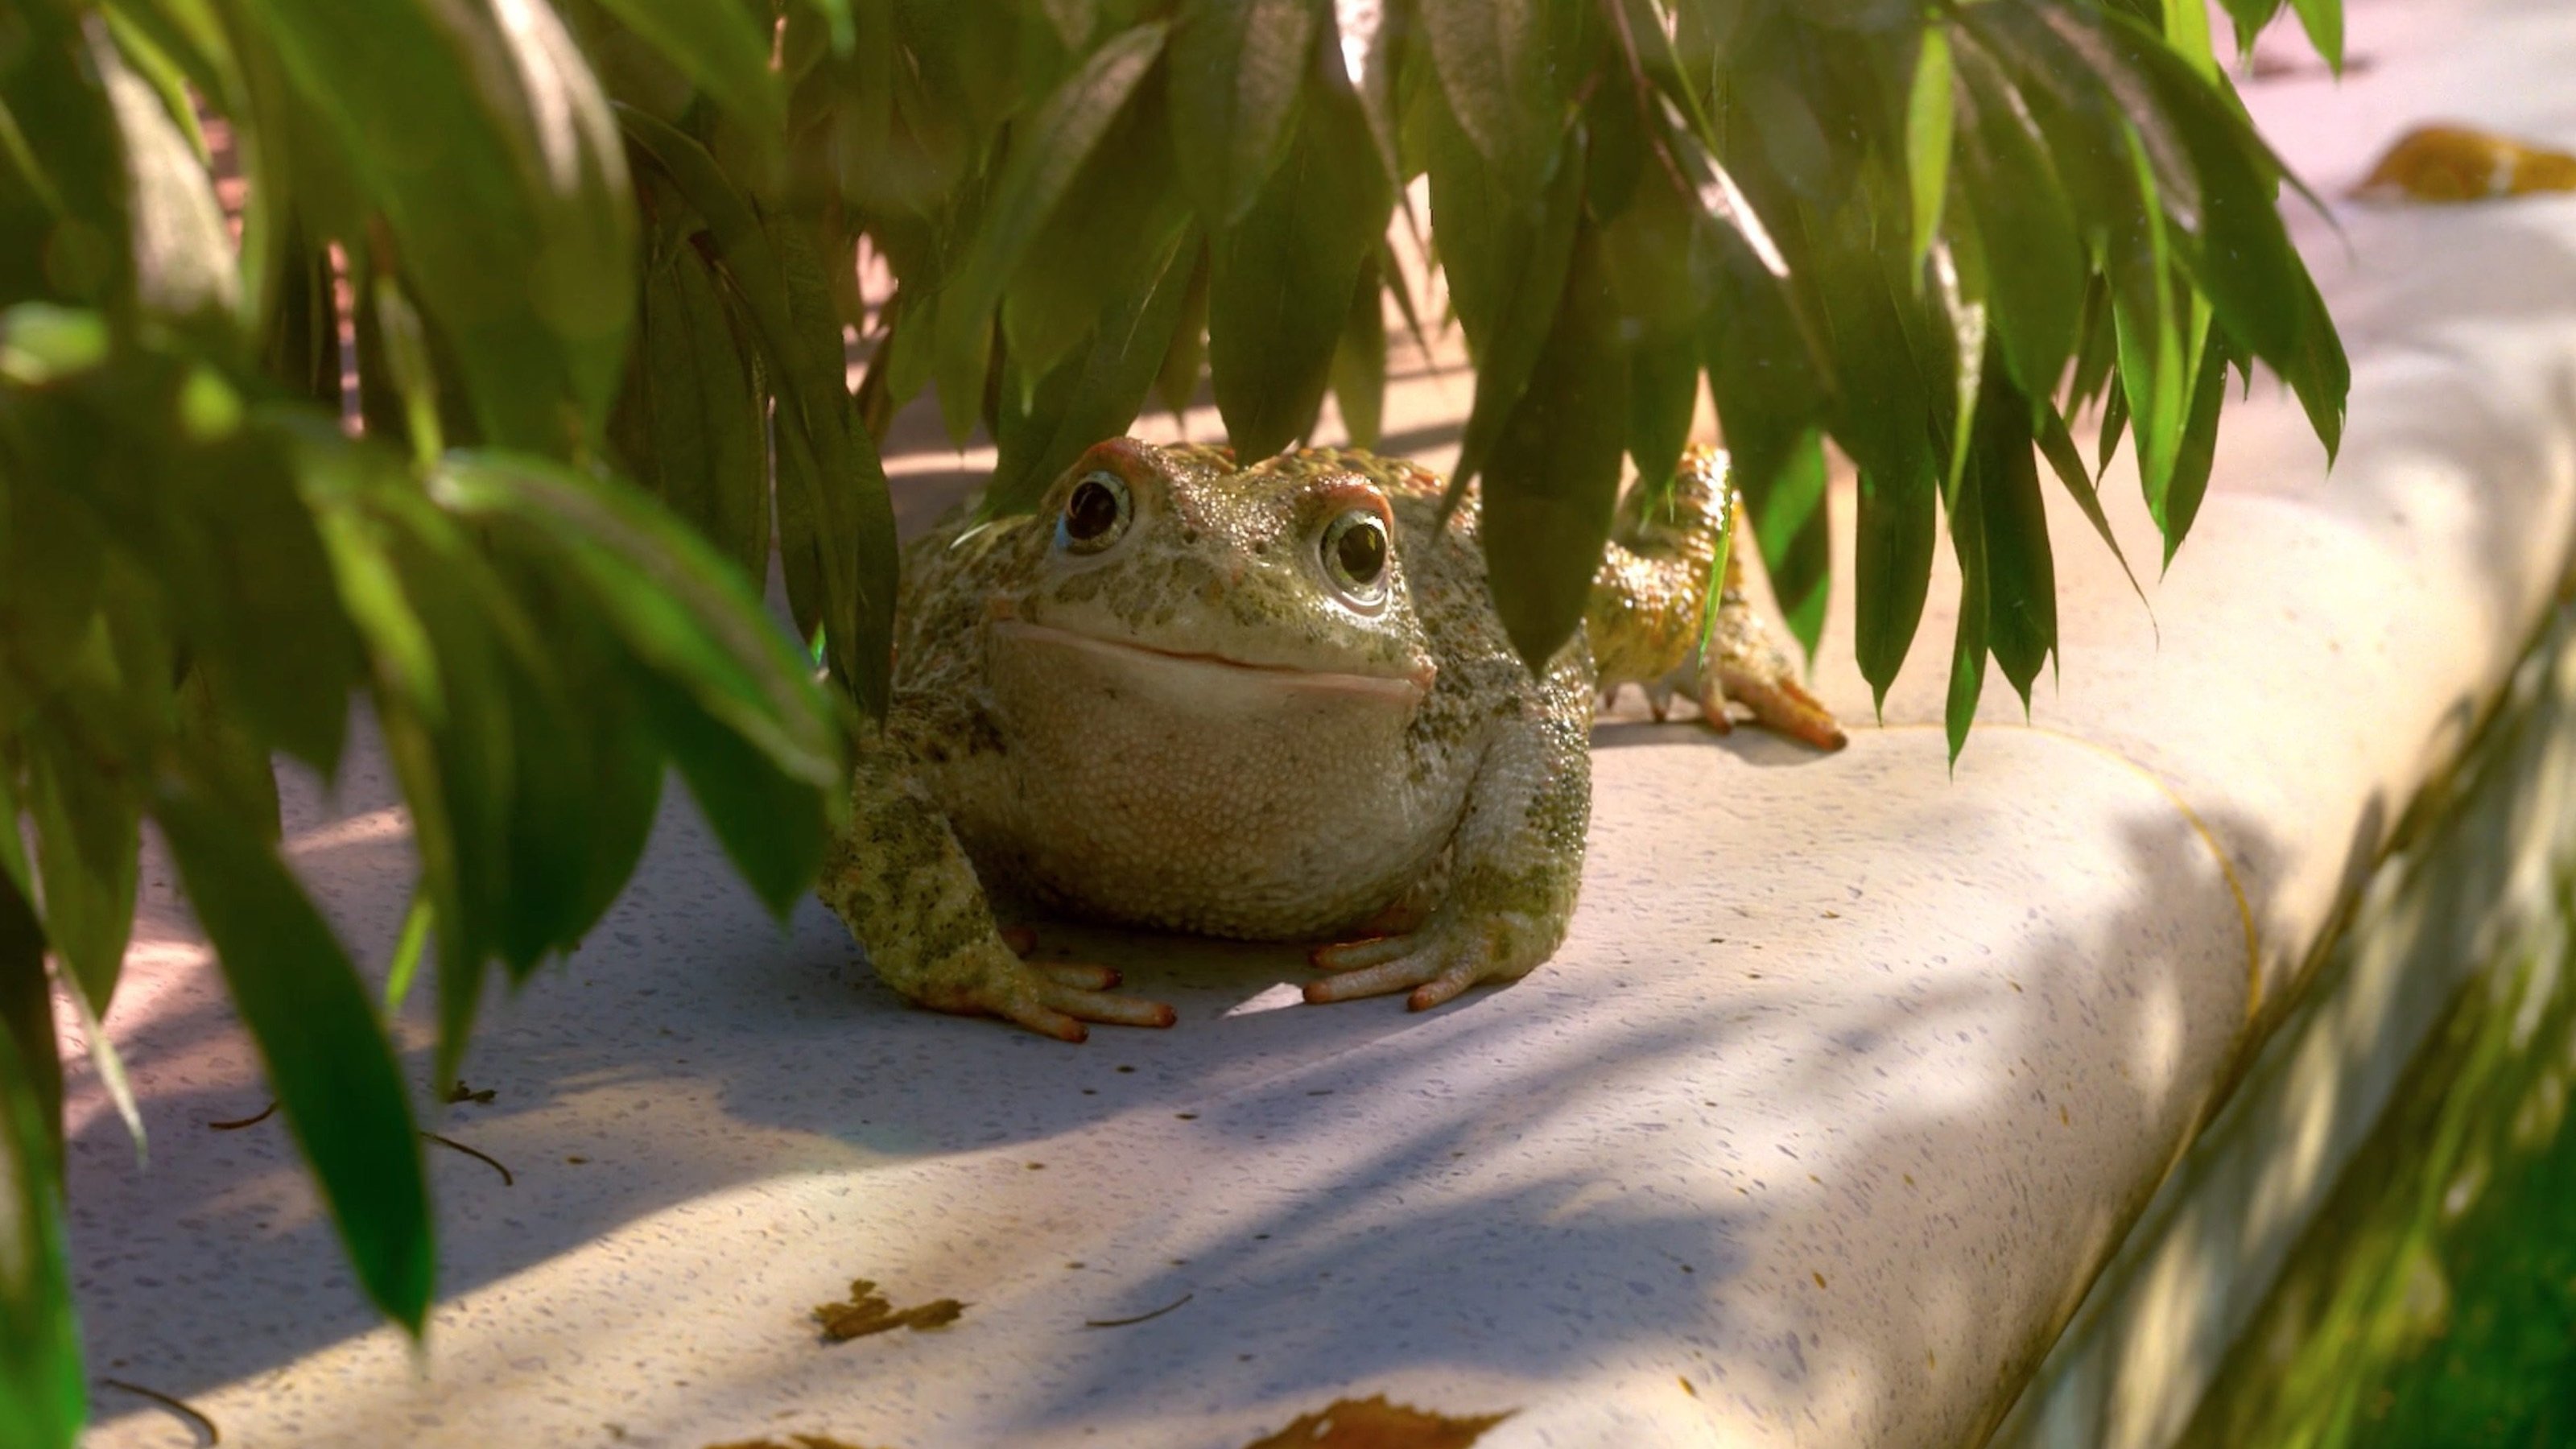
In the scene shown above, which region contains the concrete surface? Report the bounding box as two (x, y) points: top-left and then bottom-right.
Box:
(60, 0), (2576, 1444)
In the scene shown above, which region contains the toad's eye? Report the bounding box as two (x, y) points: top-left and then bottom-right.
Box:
(1321, 510), (1390, 602)
(1056, 471), (1131, 553)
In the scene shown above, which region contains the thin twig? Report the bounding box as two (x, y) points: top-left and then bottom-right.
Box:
(421, 1130), (514, 1187)
(1083, 1292), (1193, 1329)
(205, 1101), (277, 1132)
(100, 1377), (220, 1444)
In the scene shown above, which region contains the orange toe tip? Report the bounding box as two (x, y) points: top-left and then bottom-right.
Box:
(1302, 980), (1335, 1005)
(1148, 1006), (1179, 1029)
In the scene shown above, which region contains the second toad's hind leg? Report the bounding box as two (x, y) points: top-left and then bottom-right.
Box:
(1695, 570), (1847, 750)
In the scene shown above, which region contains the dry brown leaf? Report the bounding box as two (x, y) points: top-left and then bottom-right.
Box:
(1241, 1394), (1513, 1448)
(2354, 125), (2576, 203)
(811, 1279), (968, 1341)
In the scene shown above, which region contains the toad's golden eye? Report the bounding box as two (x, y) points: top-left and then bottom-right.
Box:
(1321, 510), (1389, 601)
(1057, 471), (1131, 552)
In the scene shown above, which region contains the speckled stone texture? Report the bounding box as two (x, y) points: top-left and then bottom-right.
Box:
(63, 1), (2576, 1444)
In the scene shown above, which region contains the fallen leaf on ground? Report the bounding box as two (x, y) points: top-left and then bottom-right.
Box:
(1241, 1395), (1513, 1448)
(2354, 125), (2576, 202)
(811, 1278), (968, 1341)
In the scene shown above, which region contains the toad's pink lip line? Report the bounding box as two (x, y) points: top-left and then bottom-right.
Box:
(991, 619), (1435, 704)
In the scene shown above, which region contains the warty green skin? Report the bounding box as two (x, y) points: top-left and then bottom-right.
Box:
(817, 439), (1841, 1041)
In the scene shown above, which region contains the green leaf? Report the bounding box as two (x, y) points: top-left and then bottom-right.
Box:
(931, 21), (1168, 423)
(25, 733), (139, 1017)
(382, 891), (431, 1013)
(1168, 0), (1315, 226)
(0, 890), (80, 1449)
(2097, 376), (2129, 476)
(2099, 10), (2347, 458)
(155, 786), (433, 1332)
(1596, 161), (1702, 502)
(1152, 242), (1212, 419)
(0, 4), (131, 316)
(2109, 127), (2184, 519)
(585, 0), (786, 135)
(771, 218), (900, 716)
(428, 453), (844, 802)
(0, 872), (60, 1166)
(1744, 431), (1831, 661)
(1969, 359), (2055, 704)
(617, 107), (892, 707)
(1855, 463), (1936, 715)
(2159, 323), (2233, 566)
(1480, 221), (1629, 672)
(1905, 26), (1955, 268)
(1432, 106), (1585, 488)
(989, 223), (1201, 515)
(1417, 0), (1563, 200)
(609, 244), (770, 584)
(1702, 218), (1832, 660)
(244, 0), (636, 454)
(1001, 85), (1191, 390)
(2289, 0), (2343, 73)
(1943, 433), (1989, 764)
(1210, 68), (1393, 458)
(2033, 401), (2148, 611)
(2161, 0), (2217, 80)
(1329, 251), (1388, 448)
(174, 663), (283, 841)
(1952, 39), (2086, 403)
(635, 665), (829, 924)
(93, 26), (236, 329)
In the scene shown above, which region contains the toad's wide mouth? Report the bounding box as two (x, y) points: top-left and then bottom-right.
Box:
(991, 620), (1433, 706)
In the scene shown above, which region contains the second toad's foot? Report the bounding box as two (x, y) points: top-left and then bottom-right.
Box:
(1702, 594), (1847, 752)
(1306, 916), (1540, 1013)
(910, 941), (1174, 1042)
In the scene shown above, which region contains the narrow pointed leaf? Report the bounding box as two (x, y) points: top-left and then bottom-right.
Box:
(1971, 361), (2055, 703)
(587, 0), (786, 135)
(1416, 0), (1562, 200)
(2033, 402), (2149, 610)
(1905, 27), (1955, 267)
(0, 894), (80, 1449)
(1210, 71), (1393, 458)
(1329, 252), (1388, 448)
(1482, 223), (1630, 672)
(931, 22), (1168, 414)
(1944, 455), (1990, 764)
(989, 224), (1200, 514)
(1168, 0), (1315, 225)
(155, 787), (433, 1332)
(25, 741), (138, 1017)
(1953, 40), (2085, 402)
(2160, 324), (2233, 565)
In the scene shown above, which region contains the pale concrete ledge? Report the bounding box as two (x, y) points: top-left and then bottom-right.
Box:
(64, 1), (2576, 1445)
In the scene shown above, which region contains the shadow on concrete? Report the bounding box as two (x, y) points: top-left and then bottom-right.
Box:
(65, 709), (2301, 1449)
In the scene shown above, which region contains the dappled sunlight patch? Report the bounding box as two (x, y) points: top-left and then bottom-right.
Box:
(1240, 1394), (1511, 1448)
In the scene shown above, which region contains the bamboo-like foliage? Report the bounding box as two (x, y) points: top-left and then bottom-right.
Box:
(0, 0), (2343, 1436)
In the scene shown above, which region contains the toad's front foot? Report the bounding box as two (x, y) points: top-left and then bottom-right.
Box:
(1306, 912), (1548, 1012)
(907, 940), (1176, 1042)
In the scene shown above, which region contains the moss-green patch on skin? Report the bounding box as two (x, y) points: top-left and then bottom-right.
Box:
(820, 441), (1841, 1037)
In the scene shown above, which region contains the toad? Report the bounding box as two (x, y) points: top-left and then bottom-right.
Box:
(819, 440), (1843, 1039)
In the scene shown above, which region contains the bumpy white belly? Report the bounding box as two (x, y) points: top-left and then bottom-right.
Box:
(943, 622), (1464, 939)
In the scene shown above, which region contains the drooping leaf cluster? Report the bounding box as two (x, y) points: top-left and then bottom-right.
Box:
(634, 0), (2347, 758)
(0, 2), (849, 1438)
(0, 0), (2345, 1441)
